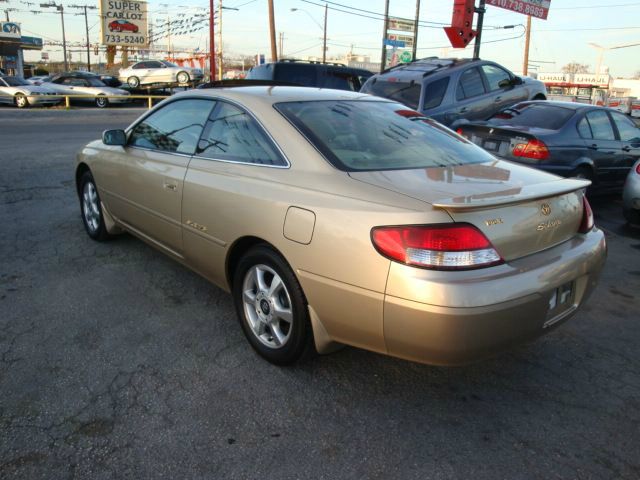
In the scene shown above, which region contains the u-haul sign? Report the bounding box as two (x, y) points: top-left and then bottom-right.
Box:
(100, 0), (148, 47)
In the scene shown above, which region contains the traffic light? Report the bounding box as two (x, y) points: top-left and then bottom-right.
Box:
(443, 0), (477, 48)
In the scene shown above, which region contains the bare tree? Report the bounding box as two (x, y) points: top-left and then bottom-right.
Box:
(562, 62), (590, 74)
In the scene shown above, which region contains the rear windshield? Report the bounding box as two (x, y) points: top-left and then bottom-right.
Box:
(275, 100), (495, 171)
(489, 103), (575, 130)
(361, 79), (421, 110)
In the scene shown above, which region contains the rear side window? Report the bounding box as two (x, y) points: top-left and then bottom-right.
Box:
(577, 118), (592, 138)
(246, 64), (272, 80)
(320, 69), (358, 91)
(129, 99), (215, 154)
(275, 100), (495, 171)
(489, 103), (575, 130)
(196, 101), (286, 166)
(422, 77), (450, 110)
(363, 80), (422, 110)
(456, 67), (486, 100)
(274, 64), (318, 86)
(585, 110), (615, 140)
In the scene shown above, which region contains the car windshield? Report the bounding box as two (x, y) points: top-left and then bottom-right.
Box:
(2, 76), (30, 86)
(489, 103), (576, 130)
(275, 100), (495, 171)
(161, 61), (177, 68)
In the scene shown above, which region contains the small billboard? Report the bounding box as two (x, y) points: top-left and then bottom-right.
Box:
(100, 0), (149, 47)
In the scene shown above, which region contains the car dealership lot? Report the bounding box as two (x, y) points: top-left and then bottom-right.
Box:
(1, 109), (639, 479)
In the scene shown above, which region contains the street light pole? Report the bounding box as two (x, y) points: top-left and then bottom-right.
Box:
(40, 2), (68, 71)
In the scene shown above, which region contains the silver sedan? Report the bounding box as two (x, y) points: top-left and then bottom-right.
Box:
(0, 76), (60, 108)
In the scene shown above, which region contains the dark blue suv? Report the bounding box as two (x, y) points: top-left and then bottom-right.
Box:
(361, 57), (547, 127)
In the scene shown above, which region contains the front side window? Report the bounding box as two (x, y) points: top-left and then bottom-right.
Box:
(196, 101), (285, 166)
(481, 64), (511, 91)
(456, 67), (486, 100)
(610, 111), (640, 141)
(586, 110), (615, 140)
(129, 99), (215, 154)
(422, 77), (450, 110)
(276, 100), (495, 171)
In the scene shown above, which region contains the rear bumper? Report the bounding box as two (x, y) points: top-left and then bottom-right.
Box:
(383, 228), (606, 365)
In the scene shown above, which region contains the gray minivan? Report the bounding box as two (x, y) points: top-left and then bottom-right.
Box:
(361, 57), (547, 127)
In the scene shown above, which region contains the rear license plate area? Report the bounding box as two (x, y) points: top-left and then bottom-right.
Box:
(483, 140), (499, 151)
(544, 281), (576, 328)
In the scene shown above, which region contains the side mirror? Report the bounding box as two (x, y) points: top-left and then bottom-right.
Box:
(102, 129), (126, 146)
(513, 76), (524, 85)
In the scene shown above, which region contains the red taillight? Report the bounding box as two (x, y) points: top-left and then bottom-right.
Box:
(456, 128), (464, 135)
(636, 162), (640, 175)
(512, 139), (549, 160)
(578, 196), (594, 233)
(371, 224), (503, 270)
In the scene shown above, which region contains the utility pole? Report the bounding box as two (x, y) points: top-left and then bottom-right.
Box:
(267, 0), (277, 61)
(412, 0), (420, 62)
(322, 3), (327, 63)
(522, 15), (531, 76)
(218, 0), (223, 79)
(472, 0), (486, 60)
(380, 0), (389, 72)
(209, 0), (216, 80)
(278, 32), (284, 59)
(70, 4), (97, 72)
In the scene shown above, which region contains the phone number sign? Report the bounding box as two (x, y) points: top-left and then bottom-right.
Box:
(487, 0), (551, 20)
(100, 0), (149, 47)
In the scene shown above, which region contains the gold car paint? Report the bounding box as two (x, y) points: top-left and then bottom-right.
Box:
(283, 207), (316, 245)
(76, 87), (607, 365)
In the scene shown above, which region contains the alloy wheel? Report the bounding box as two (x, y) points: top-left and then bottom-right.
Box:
(241, 264), (294, 349)
(82, 181), (101, 234)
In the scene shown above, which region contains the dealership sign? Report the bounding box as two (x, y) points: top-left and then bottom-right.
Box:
(99, 0), (148, 47)
(0, 22), (21, 39)
(538, 72), (611, 88)
(487, 0), (551, 20)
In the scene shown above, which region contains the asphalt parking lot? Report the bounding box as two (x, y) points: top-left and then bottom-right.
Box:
(1, 108), (639, 479)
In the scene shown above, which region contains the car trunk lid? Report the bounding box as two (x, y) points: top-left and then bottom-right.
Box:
(349, 162), (590, 261)
(458, 124), (555, 160)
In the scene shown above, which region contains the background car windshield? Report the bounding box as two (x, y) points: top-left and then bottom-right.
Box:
(161, 61), (178, 68)
(276, 100), (495, 171)
(86, 77), (106, 87)
(362, 80), (421, 109)
(3, 76), (29, 87)
(489, 103), (575, 130)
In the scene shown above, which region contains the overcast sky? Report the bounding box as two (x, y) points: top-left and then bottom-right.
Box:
(5, 0), (640, 77)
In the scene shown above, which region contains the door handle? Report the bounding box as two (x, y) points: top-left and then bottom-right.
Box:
(459, 107), (468, 113)
(163, 182), (177, 191)
(494, 96), (502, 102)
(622, 145), (631, 152)
(588, 144), (598, 150)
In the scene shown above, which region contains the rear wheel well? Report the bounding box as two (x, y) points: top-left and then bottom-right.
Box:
(226, 236), (283, 288)
(533, 93), (546, 100)
(75, 163), (90, 197)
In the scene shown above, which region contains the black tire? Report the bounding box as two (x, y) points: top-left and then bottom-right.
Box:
(232, 245), (315, 365)
(127, 76), (140, 88)
(176, 71), (190, 84)
(15, 93), (29, 108)
(95, 96), (109, 108)
(79, 171), (111, 242)
(533, 94), (546, 100)
(574, 166), (594, 195)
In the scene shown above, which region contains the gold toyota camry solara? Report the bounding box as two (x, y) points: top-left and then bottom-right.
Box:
(75, 86), (606, 366)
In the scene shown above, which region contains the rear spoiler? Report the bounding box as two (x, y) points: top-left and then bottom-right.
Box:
(433, 178), (590, 211)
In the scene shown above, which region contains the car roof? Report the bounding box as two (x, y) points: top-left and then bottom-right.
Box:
(256, 60), (373, 76)
(375, 57), (480, 79)
(520, 100), (607, 111)
(173, 85), (385, 107)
